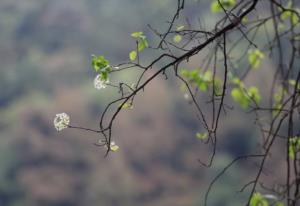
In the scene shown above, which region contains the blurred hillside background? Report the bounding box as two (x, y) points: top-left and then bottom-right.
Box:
(0, 0), (288, 206)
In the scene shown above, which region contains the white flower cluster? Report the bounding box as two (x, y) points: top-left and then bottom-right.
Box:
(54, 113), (70, 131)
(94, 74), (109, 90)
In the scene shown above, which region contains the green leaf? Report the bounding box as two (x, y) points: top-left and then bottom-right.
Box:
(231, 88), (249, 109)
(110, 144), (119, 152)
(129, 51), (137, 61)
(281, 10), (292, 20)
(289, 79), (296, 86)
(131, 31), (144, 38)
(279, 1), (292, 20)
(199, 82), (209, 91)
(288, 79), (300, 89)
(100, 72), (108, 81)
(176, 25), (185, 31)
(131, 31), (148, 52)
(292, 12), (299, 26)
(248, 86), (261, 104)
(275, 202), (284, 206)
(196, 132), (208, 139)
(181, 69), (200, 82)
(248, 49), (265, 69)
(231, 77), (242, 86)
(211, 0), (236, 13)
(121, 102), (133, 109)
(138, 38), (149, 52)
(221, 0), (236, 7)
(203, 71), (212, 81)
(198, 71), (212, 91)
(250, 193), (269, 206)
(173, 35), (182, 43)
(231, 85), (261, 109)
(242, 16), (248, 24)
(181, 69), (216, 92)
(281, 11), (299, 26)
(289, 144), (295, 159)
(278, 1), (299, 26)
(289, 137), (300, 159)
(211, 1), (221, 13)
(92, 55), (110, 73)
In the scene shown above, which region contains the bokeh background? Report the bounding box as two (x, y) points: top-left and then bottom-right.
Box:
(0, 0), (291, 206)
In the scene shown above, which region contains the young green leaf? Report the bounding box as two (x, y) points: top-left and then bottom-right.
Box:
(138, 38), (149, 52)
(231, 77), (242, 86)
(196, 132), (208, 139)
(275, 202), (284, 206)
(121, 102), (133, 109)
(279, 2), (300, 26)
(250, 193), (268, 206)
(105, 141), (120, 152)
(248, 49), (265, 69)
(129, 50), (137, 61)
(288, 79), (300, 89)
(231, 88), (249, 109)
(131, 31), (144, 38)
(173, 34), (182, 43)
(211, 1), (221, 13)
(289, 144), (295, 159)
(176, 25), (185, 31)
(92, 55), (110, 73)
(292, 12), (299, 26)
(211, 0), (236, 13)
(181, 69), (213, 92)
(289, 137), (300, 159)
(248, 86), (261, 104)
(131, 31), (148, 52)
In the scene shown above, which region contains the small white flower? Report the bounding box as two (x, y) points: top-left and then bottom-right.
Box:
(105, 141), (120, 152)
(94, 74), (109, 90)
(54, 113), (70, 131)
(184, 93), (189, 100)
